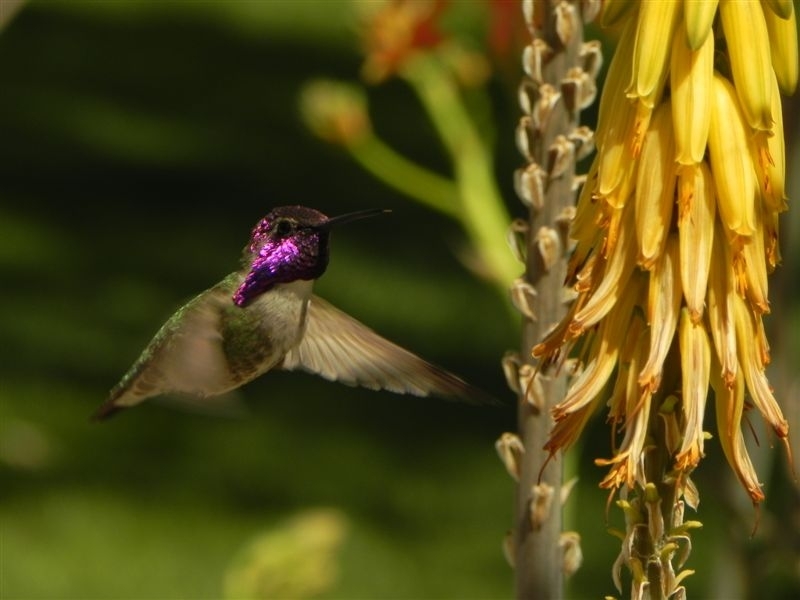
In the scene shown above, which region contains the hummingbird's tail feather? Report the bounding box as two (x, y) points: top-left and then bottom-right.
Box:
(91, 400), (127, 421)
(92, 358), (166, 422)
(91, 377), (151, 422)
(281, 295), (498, 405)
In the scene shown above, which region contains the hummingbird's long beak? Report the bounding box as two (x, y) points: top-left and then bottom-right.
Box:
(320, 208), (391, 230)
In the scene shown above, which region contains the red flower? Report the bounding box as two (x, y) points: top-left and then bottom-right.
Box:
(361, 0), (449, 83)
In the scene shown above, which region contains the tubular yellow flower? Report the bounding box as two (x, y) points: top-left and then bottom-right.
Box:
(671, 24), (713, 166)
(678, 163), (716, 323)
(634, 102), (676, 269)
(597, 104), (636, 201)
(628, 0), (680, 105)
(595, 18), (636, 149)
(706, 227), (738, 387)
(551, 332), (616, 424)
(569, 158), (600, 252)
(719, 0), (773, 132)
(607, 314), (647, 424)
(764, 210), (781, 271)
(763, 0), (795, 21)
(596, 323), (651, 491)
(752, 71), (788, 213)
(595, 47), (646, 210)
(732, 294), (789, 441)
(684, 0), (718, 50)
(675, 308), (711, 472)
(595, 18), (638, 203)
(763, 3), (799, 95)
(638, 236), (682, 392)
(538, 0), (796, 593)
(546, 279), (643, 453)
(731, 212), (770, 314)
(707, 74), (757, 237)
(711, 368), (765, 504)
(570, 206), (637, 334)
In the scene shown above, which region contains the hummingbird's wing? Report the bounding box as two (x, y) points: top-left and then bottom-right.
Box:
(281, 295), (494, 404)
(93, 278), (240, 420)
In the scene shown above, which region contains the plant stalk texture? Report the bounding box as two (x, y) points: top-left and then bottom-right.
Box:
(511, 2), (597, 598)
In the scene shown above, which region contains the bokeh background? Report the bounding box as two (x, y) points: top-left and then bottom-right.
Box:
(1, 1), (798, 598)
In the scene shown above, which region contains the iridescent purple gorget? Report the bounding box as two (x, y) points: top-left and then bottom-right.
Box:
(233, 206), (330, 308)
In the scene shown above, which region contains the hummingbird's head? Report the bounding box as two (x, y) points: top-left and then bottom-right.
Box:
(233, 205), (389, 307)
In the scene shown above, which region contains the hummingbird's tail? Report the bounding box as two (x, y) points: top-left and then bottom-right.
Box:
(91, 400), (126, 422)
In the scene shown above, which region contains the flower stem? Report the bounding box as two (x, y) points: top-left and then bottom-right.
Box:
(401, 54), (520, 293)
(349, 135), (461, 219)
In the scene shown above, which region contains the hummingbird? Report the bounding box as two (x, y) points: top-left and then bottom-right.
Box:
(93, 205), (491, 420)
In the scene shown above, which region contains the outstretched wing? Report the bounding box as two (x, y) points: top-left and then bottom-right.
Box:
(281, 295), (494, 404)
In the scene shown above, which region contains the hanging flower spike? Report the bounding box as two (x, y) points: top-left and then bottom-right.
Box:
(535, 0), (797, 595)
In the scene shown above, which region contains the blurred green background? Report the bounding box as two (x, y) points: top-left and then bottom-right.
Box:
(1, 1), (799, 599)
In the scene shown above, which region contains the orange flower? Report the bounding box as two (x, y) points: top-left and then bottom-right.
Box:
(360, 0), (448, 83)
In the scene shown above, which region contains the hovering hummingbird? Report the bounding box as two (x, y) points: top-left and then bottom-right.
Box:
(93, 205), (490, 420)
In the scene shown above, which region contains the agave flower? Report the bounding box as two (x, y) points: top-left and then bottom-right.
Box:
(532, 0), (797, 595)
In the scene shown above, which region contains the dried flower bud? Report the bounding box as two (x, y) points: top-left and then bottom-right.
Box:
(511, 278), (538, 320)
(522, 38), (552, 85)
(560, 531), (583, 576)
(507, 218), (530, 264)
(496, 432), (526, 481)
(502, 351), (523, 394)
(535, 226), (562, 272)
(529, 483), (555, 530)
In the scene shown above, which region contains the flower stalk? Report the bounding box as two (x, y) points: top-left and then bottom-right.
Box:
(400, 53), (520, 290)
(501, 1), (600, 597)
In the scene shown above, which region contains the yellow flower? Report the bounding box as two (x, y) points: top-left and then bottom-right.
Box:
(534, 0), (796, 592)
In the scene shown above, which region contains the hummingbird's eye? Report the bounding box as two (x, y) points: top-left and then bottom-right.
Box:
(273, 219), (294, 237)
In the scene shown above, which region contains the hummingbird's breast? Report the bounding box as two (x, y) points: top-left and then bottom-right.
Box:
(219, 276), (314, 384)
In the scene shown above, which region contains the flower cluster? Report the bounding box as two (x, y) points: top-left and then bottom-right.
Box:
(535, 0), (797, 508)
(359, 0), (448, 84)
